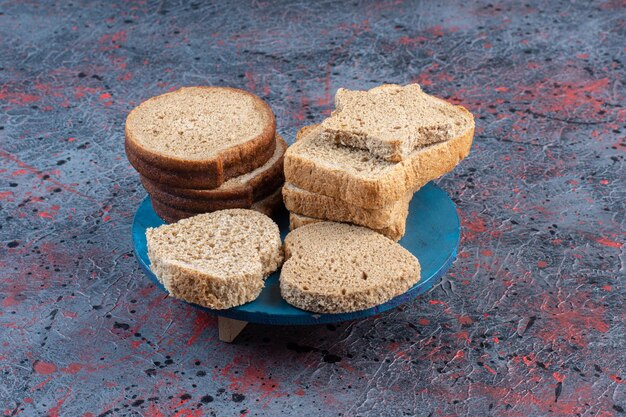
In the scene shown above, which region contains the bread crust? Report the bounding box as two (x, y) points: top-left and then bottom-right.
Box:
(288, 210), (405, 241)
(150, 187), (284, 223)
(139, 135), (285, 212)
(284, 109), (474, 209)
(283, 183), (411, 229)
(125, 86), (276, 189)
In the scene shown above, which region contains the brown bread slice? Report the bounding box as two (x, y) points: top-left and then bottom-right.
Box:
(320, 84), (472, 162)
(288, 212), (405, 242)
(282, 182), (411, 230)
(146, 209), (283, 309)
(151, 187), (284, 223)
(140, 134), (286, 212)
(125, 86), (276, 189)
(280, 222), (420, 313)
(284, 118), (473, 209)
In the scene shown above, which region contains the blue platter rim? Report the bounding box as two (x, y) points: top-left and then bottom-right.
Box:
(131, 182), (460, 325)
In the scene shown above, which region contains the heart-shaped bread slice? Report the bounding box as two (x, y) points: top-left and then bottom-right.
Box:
(146, 209), (283, 309)
(280, 222), (420, 313)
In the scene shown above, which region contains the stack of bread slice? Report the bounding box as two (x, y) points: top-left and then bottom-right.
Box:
(283, 84), (475, 241)
(125, 86), (286, 222)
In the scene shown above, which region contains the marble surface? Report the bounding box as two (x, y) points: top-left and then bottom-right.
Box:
(0, 1), (624, 416)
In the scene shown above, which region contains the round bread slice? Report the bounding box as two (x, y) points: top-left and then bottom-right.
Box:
(125, 86), (276, 189)
(140, 134), (286, 212)
(150, 187), (284, 223)
(146, 209), (283, 309)
(280, 222), (420, 313)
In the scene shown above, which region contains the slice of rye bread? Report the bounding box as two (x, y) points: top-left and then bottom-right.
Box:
(150, 187), (285, 223)
(279, 222), (420, 313)
(125, 86), (276, 189)
(284, 119), (473, 209)
(140, 134), (286, 212)
(288, 212), (405, 241)
(319, 84), (472, 162)
(146, 209), (283, 309)
(282, 182), (411, 230)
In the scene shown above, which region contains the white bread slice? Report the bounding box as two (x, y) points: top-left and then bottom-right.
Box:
(288, 212), (405, 241)
(284, 120), (473, 209)
(283, 182), (411, 230)
(320, 84), (472, 162)
(125, 86), (276, 189)
(146, 209), (283, 309)
(280, 222), (420, 313)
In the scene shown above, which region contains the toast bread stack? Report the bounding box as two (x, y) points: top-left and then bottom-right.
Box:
(125, 86), (285, 222)
(283, 84), (474, 240)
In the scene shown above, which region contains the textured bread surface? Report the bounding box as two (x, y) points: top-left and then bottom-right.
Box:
(288, 212), (405, 241)
(320, 84), (472, 162)
(280, 222), (420, 313)
(140, 134), (286, 211)
(125, 86), (276, 189)
(283, 182), (411, 230)
(151, 187), (284, 223)
(284, 118), (473, 209)
(146, 209), (283, 309)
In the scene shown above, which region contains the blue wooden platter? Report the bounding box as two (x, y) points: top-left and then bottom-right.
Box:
(132, 182), (460, 325)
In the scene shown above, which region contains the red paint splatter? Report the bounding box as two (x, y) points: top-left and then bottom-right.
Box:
(47, 388), (71, 417)
(536, 292), (610, 348)
(31, 376), (53, 391)
(33, 360), (57, 375)
(457, 315), (473, 326)
(2, 296), (19, 307)
(60, 363), (82, 374)
(98, 30), (127, 50)
(594, 237), (622, 248)
(429, 299), (449, 308)
(219, 355), (286, 405)
(0, 88), (39, 105)
(38, 211), (55, 220)
(398, 35), (428, 45)
(537, 260), (548, 268)
(186, 311), (212, 346)
(460, 211), (488, 241)
(484, 364), (497, 374)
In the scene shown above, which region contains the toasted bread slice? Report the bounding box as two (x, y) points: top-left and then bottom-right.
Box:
(151, 187), (284, 223)
(280, 222), (420, 313)
(141, 134), (286, 212)
(288, 212), (406, 242)
(320, 84), (472, 162)
(146, 209), (283, 309)
(283, 182), (411, 230)
(284, 120), (473, 209)
(125, 86), (276, 189)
